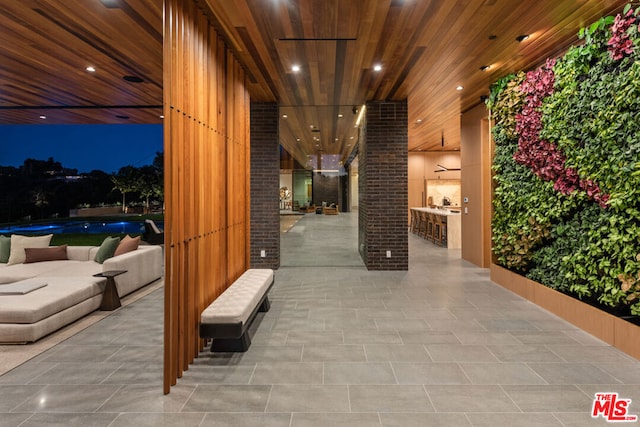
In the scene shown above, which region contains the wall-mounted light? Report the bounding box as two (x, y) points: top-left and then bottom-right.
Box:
(355, 105), (366, 126)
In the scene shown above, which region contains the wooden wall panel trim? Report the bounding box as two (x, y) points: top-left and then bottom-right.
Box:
(164, 0), (251, 394)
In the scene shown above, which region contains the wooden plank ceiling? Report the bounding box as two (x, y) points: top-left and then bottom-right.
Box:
(0, 0), (628, 166)
(0, 0), (163, 125)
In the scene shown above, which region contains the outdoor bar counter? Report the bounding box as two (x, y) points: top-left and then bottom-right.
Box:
(411, 207), (462, 249)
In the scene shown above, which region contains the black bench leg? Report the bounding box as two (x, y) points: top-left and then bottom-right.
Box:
(210, 332), (251, 352)
(258, 296), (270, 312)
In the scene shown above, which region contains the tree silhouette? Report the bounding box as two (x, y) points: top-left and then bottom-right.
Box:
(111, 166), (138, 213)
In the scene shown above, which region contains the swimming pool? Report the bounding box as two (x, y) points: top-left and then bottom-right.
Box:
(0, 220), (162, 235)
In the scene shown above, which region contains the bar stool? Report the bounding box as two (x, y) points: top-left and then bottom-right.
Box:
(434, 215), (447, 246)
(410, 209), (418, 233)
(418, 211), (428, 238)
(425, 213), (434, 241)
(425, 213), (434, 242)
(440, 215), (448, 247)
(431, 214), (440, 244)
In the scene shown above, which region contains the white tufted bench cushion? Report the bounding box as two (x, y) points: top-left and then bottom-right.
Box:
(201, 269), (273, 325)
(199, 268), (274, 352)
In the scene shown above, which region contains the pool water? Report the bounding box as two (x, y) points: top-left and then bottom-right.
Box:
(0, 220), (161, 235)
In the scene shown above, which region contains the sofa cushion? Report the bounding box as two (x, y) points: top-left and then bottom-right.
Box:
(114, 235), (140, 257)
(42, 260), (102, 277)
(0, 260), (102, 285)
(24, 245), (68, 263)
(66, 246), (93, 261)
(0, 271), (35, 285)
(7, 234), (53, 265)
(0, 276), (103, 324)
(0, 235), (10, 263)
(94, 236), (120, 264)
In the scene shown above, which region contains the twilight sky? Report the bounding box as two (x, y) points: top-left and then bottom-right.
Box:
(0, 124), (163, 174)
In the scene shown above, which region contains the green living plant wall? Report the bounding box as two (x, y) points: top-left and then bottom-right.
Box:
(488, 4), (640, 316)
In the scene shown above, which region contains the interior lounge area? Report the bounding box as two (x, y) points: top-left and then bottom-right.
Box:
(1, 1), (640, 425)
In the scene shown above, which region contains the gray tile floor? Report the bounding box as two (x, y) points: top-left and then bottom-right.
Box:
(1, 212), (639, 426)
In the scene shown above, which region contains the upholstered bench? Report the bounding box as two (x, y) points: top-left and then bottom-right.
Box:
(199, 269), (274, 352)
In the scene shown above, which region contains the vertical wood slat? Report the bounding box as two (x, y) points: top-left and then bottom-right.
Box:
(163, 0), (251, 394)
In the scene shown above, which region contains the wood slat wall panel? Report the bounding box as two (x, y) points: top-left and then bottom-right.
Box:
(163, 0), (250, 394)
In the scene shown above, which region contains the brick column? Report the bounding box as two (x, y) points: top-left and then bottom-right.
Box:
(250, 102), (280, 269)
(358, 100), (408, 270)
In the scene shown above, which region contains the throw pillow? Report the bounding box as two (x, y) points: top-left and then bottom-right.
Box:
(7, 234), (53, 265)
(94, 236), (121, 264)
(24, 245), (68, 263)
(0, 235), (10, 263)
(114, 235), (140, 257)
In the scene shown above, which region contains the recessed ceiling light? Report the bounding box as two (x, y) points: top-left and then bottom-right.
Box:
(282, 114), (288, 118)
(159, 115), (164, 119)
(416, 119), (422, 123)
(350, 136), (354, 139)
(456, 85), (464, 91)
(85, 66), (96, 73)
(516, 34), (530, 42)
(39, 115), (46, 120)
(309, 125), (314, 128)
(296, 138), (301, 141)
(292, 65), (301, 72)
(373, 64), (382, 72)
(335, 138), (339, 141)
(480, 65), (490, 71)
(338, 114), (343, 118)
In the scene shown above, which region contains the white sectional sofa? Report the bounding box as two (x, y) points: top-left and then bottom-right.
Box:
(0, 245), (163, 343)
